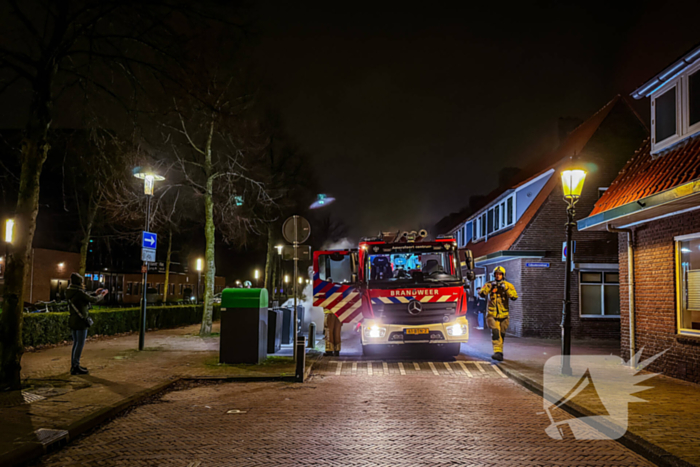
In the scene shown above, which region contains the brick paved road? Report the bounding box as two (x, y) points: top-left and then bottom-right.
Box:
(38, 355), (656, 467)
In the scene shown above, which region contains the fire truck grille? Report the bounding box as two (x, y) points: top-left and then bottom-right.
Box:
(375, 302), (457, 325)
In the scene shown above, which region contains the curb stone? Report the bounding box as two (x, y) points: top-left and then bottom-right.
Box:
(488, 356), (695, 467)
(1, 351), (324, 467)
(0, 379), (176, 467)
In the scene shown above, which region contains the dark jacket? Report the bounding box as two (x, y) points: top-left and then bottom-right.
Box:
(66, 284), (103, 331)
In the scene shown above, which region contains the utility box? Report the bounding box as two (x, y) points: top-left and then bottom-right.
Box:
(281, 307), (293, 345)
(267, 308), (282, 354)
(220, 288), (269, 364)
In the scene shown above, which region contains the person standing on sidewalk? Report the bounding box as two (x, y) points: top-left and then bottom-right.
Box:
(66, 273), (107, 375)
(479, 266), (518, 362)
(324, 309), (342, 357)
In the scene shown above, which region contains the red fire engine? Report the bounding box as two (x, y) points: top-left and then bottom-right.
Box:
(312, 230), (475, 356)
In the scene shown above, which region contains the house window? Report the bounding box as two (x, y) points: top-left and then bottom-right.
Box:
(690, 69), (700, 128)
(579, 271), (620, 317)
(493, 205), (500, 232)
(126, 282), (133, 295)
(179, 284), (184, 295)
(487, 210), (494, 235)
(654, 86), (677, 143)
(507, 197), (513, 224)
(676, 235), (700, 336)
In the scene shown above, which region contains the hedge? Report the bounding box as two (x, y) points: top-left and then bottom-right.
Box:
(22, 304), (221, 348)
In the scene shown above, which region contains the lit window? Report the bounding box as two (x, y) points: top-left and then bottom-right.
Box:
(580, 270), (620, 317)
(676, 236), (700, 336)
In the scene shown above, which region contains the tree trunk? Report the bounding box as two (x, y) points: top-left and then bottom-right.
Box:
(78, 200), (98, 276)
(163, 229), (172, 303)
(200, 120), (216, 337)
(264, 224), (275, 291)
(0, 66), (54, 390)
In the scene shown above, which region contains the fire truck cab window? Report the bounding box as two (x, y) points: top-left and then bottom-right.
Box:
(367, 250), (460, 283)
(319, 254), (353, 283)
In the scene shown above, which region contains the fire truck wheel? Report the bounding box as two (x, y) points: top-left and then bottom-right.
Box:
(441, 343), (461, 357)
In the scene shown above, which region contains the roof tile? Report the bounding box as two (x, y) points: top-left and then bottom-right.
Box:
(591, 135), (700, 215)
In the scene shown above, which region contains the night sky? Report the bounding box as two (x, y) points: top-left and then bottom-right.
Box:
(252, 0), (700, 239)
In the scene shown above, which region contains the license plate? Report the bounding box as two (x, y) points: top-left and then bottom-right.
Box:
(405, 328), (429, 335)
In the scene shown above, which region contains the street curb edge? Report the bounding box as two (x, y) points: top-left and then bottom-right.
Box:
(500, 364), (695, 467)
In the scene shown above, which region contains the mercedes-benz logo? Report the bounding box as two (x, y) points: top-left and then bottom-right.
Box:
(407, 300), (422, 315)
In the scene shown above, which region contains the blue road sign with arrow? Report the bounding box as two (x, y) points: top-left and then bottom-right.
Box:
(142, 231), (157, 249)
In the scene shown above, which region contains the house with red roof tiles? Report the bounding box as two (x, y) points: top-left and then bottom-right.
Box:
(446, 96), (647, 339)
(578, 43), (700, 383)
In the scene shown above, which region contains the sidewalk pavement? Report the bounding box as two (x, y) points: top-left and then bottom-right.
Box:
(0, 323), (320, 466)
(463, 327), (700, 467)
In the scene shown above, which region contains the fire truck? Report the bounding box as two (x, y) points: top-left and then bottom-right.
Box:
(312, 230), (475, 356)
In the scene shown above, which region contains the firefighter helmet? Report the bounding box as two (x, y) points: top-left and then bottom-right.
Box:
(493, 266), (506, 278)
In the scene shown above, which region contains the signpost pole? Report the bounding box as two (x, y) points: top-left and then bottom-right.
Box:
(139, 195), (151, 351)
(293, 216), (299, 362)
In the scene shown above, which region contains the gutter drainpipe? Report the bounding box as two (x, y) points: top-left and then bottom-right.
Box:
(607, 225), (635, 363)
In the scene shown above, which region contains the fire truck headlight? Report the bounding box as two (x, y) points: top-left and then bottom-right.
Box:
(446, 324), (467, 337)
(365, 325), (386, 338)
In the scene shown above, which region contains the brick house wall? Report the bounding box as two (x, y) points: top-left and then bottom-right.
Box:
(23, 249), (81, 303)
(618, 211), (700, 384)
(502, 103), (644, 339)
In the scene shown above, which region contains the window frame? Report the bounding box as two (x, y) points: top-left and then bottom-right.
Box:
(683, 60), (700, 143)
(674, 233), (700, 337)
(469, 193), (517, 243)
(578, 269), (621, 318)
(651, 60), (700, 154)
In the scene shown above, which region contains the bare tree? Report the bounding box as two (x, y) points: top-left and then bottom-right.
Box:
(60, 128), (135, 275)
(0, 0), (218, 390)
(164, 72), (275, 336)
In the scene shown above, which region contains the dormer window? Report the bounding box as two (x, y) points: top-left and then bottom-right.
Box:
(653, 86), (678, 144)
(650, 58), (700, 154)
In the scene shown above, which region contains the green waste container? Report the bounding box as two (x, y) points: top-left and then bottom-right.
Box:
(220, 288), (269, 364)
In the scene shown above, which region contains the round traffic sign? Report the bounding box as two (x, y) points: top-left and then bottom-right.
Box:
(282, 215), (311, 244)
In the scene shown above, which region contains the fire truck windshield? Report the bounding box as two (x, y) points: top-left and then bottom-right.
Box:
(366, 247), (461, 284)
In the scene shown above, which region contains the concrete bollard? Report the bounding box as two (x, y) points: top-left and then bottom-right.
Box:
(308, 322), (316, 349)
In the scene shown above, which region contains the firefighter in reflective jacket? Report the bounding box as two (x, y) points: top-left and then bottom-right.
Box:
(479, 266), (518, 361)
(324, 308), (342, 357)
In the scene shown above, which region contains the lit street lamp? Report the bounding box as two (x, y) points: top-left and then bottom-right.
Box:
(3, 219), (14, 278)
(275, 245), (283, 300)
(196, 258), (203, 303)
(560, 167), (586, 376)
(4, 219), (13, 243)
(254, 269), (260, 288)
(133, 168), (165, 351)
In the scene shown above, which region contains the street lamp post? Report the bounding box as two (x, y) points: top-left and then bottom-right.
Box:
(133, 168), (165, 351)
(560, 167), (586, 376)
(196, 258), (203, 303)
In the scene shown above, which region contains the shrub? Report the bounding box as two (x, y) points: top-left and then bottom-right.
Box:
(22, 304), (221, 347)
